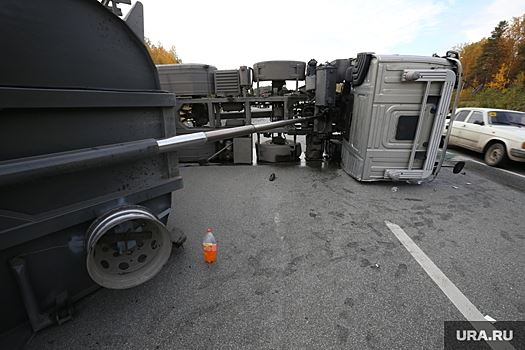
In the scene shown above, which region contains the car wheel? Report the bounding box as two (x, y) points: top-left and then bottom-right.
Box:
(484, 142), (508, 167)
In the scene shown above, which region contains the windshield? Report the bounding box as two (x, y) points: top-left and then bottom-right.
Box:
(488, 111), (525, 126)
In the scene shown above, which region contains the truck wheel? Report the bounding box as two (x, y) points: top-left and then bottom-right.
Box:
(86, 206), (172, 289)
(484, 142), (508, 167)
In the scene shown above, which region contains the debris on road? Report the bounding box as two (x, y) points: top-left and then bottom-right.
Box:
(391, 187), (398, 193)
(371, 263), (380, 269)
(269, 173), (276, 181)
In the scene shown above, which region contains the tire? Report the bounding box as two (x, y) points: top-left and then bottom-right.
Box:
(484, 142), (508, 167)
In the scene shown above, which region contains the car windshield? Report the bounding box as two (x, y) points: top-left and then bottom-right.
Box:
(488, 111), (525, 126)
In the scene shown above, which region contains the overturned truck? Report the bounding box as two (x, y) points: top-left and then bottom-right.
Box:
(0, 0), (462, 346)
(158, 54), (461, 181)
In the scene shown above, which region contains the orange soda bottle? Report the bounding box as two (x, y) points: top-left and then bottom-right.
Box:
(202, 228), (217, 263)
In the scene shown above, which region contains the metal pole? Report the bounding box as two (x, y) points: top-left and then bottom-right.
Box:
(0, 117), (315, 186)
(156, 116), (315, 153)
(407, 82), (431, 170)
(430, 57), (463, 180)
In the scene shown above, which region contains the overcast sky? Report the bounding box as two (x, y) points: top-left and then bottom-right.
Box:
(126, 0), (525, 69)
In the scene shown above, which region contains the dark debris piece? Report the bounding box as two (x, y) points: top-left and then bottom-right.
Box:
(269, 173), (276, 181)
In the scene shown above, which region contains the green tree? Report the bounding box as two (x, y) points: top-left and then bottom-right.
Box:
(472, 21), (509, 87)
(457, 15), (525, 111)
(506, 15), (525, 80)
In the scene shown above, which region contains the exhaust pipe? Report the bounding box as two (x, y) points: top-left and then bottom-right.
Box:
(85, 206), (172, 289)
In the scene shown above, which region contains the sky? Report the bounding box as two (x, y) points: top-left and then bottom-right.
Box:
(125, 0), (525, 69)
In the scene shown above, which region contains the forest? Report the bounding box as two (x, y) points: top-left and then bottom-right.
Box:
(458, 14), (525, 111)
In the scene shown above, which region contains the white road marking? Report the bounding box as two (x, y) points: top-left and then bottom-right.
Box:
(385, 221), (485, 321)
(385, 221), (515, 350)
(485, 315), (497, 323)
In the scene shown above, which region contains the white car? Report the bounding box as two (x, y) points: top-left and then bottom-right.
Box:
(447, 107), (525, 166)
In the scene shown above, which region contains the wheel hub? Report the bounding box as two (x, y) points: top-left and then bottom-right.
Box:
(489, 148), (503, 162)
(86, 206), (172, 289)
(93, 220), (162, 275)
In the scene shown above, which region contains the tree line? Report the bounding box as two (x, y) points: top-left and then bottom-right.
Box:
(144, 38), (181, 64)
(458, 14), (525, 111)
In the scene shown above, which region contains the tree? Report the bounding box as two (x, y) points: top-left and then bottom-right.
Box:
(456, 14), (525, 111)
(506, 15), (525, 80)
(459, 40), (485, 87)
(487, 63), (509, 89)
(472, 21), (509, 87)
(144, 38), (181, 64)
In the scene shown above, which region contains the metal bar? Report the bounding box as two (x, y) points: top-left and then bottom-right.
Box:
(175, 95), (304, 104)
(296, 63), (299, 91)
(207, 142), (232, 162)
(207, 101), (214, 127)
(257, 133), (261, 162)
(217, 110), (272, 119)
(408, 82), (431, 170)
(157, 116), (314, 152)
(423, 76), (455, 173)
(10, 257), (54, 332)
(431, 57), (464, 179)
(156, 132), (207, 151)
(245, 101), (252, 124)
(0, 117), (315, 186)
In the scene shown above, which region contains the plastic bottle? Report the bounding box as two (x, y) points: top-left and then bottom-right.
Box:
(202, 228), (217, 263)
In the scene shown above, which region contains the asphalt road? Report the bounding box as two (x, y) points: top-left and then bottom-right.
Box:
(446, 144), (525, 178)
(27, 161), (525, 349)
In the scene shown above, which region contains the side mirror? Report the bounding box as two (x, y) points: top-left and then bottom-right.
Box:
(473, 120), (484, 126)
(453, 161), (465, 174)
